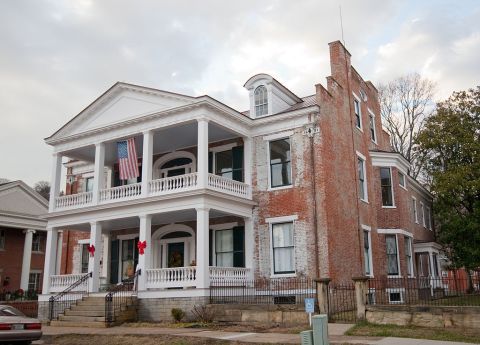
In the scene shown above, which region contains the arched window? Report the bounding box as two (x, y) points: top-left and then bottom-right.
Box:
(254, 85), (268, 116)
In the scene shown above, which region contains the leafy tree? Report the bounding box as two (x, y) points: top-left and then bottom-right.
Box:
(379, 73), (436, 179)
(416, 87), (480, 289)
(33, 181), (50, 201)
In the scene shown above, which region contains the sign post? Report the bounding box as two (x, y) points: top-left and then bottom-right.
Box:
(304, 298), (315, 326)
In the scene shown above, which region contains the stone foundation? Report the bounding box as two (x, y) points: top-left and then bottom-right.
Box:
(366, 305), (480, 329)
(137, 296), (209, 322)
(38, 301), (50, 322)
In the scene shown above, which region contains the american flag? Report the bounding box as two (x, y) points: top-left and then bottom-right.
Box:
(117, 138), (139, 181)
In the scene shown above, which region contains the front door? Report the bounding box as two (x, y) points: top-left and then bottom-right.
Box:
(167, 242), (185, 268)
(121, 238), (139, 280)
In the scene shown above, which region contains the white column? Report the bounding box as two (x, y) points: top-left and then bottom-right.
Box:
(141, 130), (154, 197)
(20, 229), (35, 290)
(244, 217), (254, 279)
(92, 142), (105, 205)
(49, 153), (62, 211)
(196, 207), (210, 289)
(243, 137), (252, 198)
(197, 118), (209, 188)
(137, 214), (152, 291)
(56, 230), (63, 275)
(42, 228), (58, 294)
(102, 233), (111, 282)
(88, 222), (102, 292)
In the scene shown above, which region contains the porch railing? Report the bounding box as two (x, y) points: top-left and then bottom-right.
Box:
(50, 274), (89, 293)
(100, 182), (142, 202)
(208, 173), (250, 198)
(49, 272), (91, 321)
(105, 270), (139, 326)
(145, 267), (197, 288)
(55, 192), (93, 209)
(149, 172), (198, 195)
(209, 267), (250, 284)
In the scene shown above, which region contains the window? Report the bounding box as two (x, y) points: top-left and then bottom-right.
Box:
(354, 98), (362, 129)
(0, 230), (5, 250)
(32, 232), (41, 252)
(364, 230), (372, 276)
(269, 138), (292, 188)
(272, 222), (295, 274)
(432, 253), (439, 277)
(28, 272), (41, 292)
(254, 85), (268, 116)
(427, 207), (432, 230)
(380, 168), (394, 206)
(215, 227), (244, 267)
(85, 177), (94, 192)
(214, 147), (244, 182)
(369, 114), (376, 142)
(412, 198), (418, 223)
(398, 172), (406, 188)
(386, 235), (399, 276)
(387, 289), (404, 304)
(405, 237), (413, 277)
(420, 202), (426, 227)
(81, 244), (89, 273)
(358, 156), (367, 201)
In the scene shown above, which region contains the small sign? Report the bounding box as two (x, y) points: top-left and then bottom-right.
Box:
(305, 298), (315, 313)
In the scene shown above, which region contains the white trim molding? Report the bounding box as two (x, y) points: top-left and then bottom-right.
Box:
(262, 130), (294, 142)
(369, 151), (410, 175)
(378, 228), (413, 238)
(265, 215), (298, 223)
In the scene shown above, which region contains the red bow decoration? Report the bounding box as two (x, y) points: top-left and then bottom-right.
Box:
(137, 240), (147, 255)
(88, 244), (95, 257)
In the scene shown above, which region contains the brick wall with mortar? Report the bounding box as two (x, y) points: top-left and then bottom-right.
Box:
(0, 227), (46, 293)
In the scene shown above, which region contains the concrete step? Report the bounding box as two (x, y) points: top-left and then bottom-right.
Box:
(50, 320), (108, 328)
(59, 315), (106, 322)
(64, 309), (106, 317)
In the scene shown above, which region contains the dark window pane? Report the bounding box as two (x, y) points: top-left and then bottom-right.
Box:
(380, 167), (393, 206)
(270, 139), (291, 188)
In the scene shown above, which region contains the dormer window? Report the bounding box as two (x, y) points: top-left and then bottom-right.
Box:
(254, 86), (268, 116)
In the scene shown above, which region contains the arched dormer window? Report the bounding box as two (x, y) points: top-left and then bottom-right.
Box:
(254, 85), (268, 116)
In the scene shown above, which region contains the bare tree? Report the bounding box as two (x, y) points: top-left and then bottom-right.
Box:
(379, 73), (436, 179)
(33, 181), (50, 201)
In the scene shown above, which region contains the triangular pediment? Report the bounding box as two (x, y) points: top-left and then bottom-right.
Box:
(48, 83), (196, 140)
(0, 182), (48, 217)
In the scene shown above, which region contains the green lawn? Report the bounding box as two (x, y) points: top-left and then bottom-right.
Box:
(346, 322), (480, 344)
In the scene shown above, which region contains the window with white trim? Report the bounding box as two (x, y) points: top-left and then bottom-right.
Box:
(272, 222), (295, 274)
(254, 86), (268, 116)
(364, 230), (372, 276)
(405, 237), (413, 277)
(412, 198), (418, 223)
(81, 244), (89, 273)
(214, 227), (245, 268)
(0, 230), (5, 250)
(421, 202), (426, 227)
(354, 98), (362, 129)
(358, 156), (367, 201)
(32, 233), (41, 252)
(387, 289), (405, 304)
(85, 177), (94, 192)
(386, 235), (399, 276)
(380, 167), (394, 207)
(427, 207), (432, 230)
(369, 114), (376, 142)
(432, 253), (439, 277)
(398, 172), (406, 188)
(269, 138), (292, 188)
(28, 272), (41, 292)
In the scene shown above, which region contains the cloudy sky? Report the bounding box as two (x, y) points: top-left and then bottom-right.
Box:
(0, 0), (479, 187)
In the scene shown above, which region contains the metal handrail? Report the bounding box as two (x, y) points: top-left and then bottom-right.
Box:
(48, 272), (91, 320)
(105, 269), (140, 325)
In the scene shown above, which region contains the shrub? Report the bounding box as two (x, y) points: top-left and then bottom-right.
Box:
(191, 304), (214, 323)
(171, 308), (185, 322)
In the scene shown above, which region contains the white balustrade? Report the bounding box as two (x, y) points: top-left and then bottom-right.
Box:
(145, 267), (197, 289)
(49, 274), (88, 292)
(99, 182), (142, 202)
(54, 192), (93, 209)
(207, 174), (250, 198)
(149, 172), (198, 195)
(209, 267), (250, 284)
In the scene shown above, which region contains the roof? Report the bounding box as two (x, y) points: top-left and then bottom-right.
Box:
(242, 94), (317, 118)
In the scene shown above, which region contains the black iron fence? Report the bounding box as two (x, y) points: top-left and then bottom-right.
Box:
(328, 281), (358, 323)
(49, 272), (91, 320)
(105, 269), (139, 325)
(210, 277), (317, 307)
(367, 276), (480, 307)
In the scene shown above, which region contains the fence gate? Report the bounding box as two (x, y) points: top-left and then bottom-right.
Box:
(328, 282), (357, 323)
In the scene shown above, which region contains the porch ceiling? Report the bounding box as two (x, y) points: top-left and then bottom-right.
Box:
(61, 121), (239, 165)
(62, 208), (235, 232)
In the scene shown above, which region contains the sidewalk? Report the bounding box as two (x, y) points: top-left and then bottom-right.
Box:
(37, 324), (477, 345)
